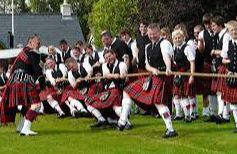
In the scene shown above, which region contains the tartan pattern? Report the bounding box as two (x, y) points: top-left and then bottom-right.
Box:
(223, 84), (237, 103)
(3, 82), (40, 108)
(85, 88), (122, 109)
(39, 86), (59, 101)
(211, 65), (226, 93)
(173, 77), (195, 97)
(199, 62), (213, 95)
(87, 82), (104, 97)
(124, 76), (169, 105)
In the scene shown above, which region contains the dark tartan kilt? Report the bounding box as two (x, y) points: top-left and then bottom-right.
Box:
(200, 62), (213, 95)
(211, 65), (226, 93)
(124, 76), (170, 106)
(4, 82), (40, 108)
(173, 77), (195, 97)
(39, 86), (61, 102)
(223, 85), (237, 103)
(85, 88), (122, 109)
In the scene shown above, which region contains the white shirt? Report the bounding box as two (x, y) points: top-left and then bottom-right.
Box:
(222, 39), (237, 59)
(145, 38), (174, 66)
(173, 42), (196, 62)
(102, 60), (127, 89)
(84, 52), (98, 64)
(131, 40), (139, 62)
(68, 63), (93, 88)
(45, 63), (68, 86)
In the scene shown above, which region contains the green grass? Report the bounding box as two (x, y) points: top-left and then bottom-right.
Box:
(1, 95), (237, 154)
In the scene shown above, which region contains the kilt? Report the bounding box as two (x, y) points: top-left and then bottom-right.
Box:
(4, 82), (40, 108)
(124, 75), (171, 106)
(210, 65), (227, 93)
(39, 86), (60, 101)
(173, 77), (195, 97)
(223, 85), (237, 104)
(85, 88), (122, 109)
(200, 62), (213, 95)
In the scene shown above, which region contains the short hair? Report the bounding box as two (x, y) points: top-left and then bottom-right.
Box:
(139, 20), (149, 27)
(72, 46), (81, 52)
(75, 40), (84, 47)
(211, 15), (225, 27)
(48, 45), (56, 53)
(65, 57), (77, 68)
(174, 23), (188, 39)
(172, 29), (185, 39)
(101, 31), (113, 38)
(59, 39), (68, 45)
(194, 25), (204, 31)
(148, 23), (160, 30)
(120, 28), (131, 36)
(45, 56), (55, 62)
(226, 20), (237, 32)
(103, 49), (115, 57)
(202, 13), (213, 24)
(85, 43), (93, 50)
(161, 27), (171, 39)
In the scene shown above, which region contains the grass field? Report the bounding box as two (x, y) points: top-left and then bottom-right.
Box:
(0, 110), (237, 154)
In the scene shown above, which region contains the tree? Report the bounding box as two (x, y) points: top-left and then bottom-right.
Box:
(88, 0), (138, 47)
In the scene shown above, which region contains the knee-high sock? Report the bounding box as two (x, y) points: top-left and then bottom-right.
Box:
(180, 98), (190, 117)
(118, 93), (132, 125)
(39, 102), (44, 113)
(87, 105), (105, 122)
(189, 97), (196, 116)
(48, 99), (64, 115)
(217, 92), (224, 115)
(16, 115), (25, 132)
(70, 99), (87, 112)
(223, 102), (230, 120)
(113, 106), (122, 117)
(208, 95), (218, 115)
(173, 97), (182, 117)
(230, 104), (237, 128)
(155, 104), (174, 132)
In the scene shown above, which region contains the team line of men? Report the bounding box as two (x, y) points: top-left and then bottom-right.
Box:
(1, 13), (237, 138)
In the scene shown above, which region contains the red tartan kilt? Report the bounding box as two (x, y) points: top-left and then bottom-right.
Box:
(200, 62), (213, 95)
(223, 85), (237, 103)
(85, 88), (122, 109)
(211, 65), (226, 93)
(124, 76), (169, 105)
(87, 82), (104, 97)
(173, 77), (195, 97)
(39, 86), (58, 101)
(60, 86), (84, 103)
(5, 82), (40, 108)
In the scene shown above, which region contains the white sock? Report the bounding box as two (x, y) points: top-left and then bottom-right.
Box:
(223, 103), (230, 120)
(180, 98), (190, 117)
(48, 99), (64, 115)
(113, 106), (122, 117)
(39, 102), (44, 113)
(230, 104), (237, 128)
(70, 99), (87, 112)
(173, 97), (182, 117)
(208, 95), (218, 115)
(217, 92), (224, 115)
(118, 93), (132, 125)
(155, 104), (174, 132)
(87, 105), (105, 122)
(189, 97), (196, 116)
(203, 107), (209, 116)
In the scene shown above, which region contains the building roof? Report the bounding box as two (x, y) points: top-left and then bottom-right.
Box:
(0, 13), (84, 48)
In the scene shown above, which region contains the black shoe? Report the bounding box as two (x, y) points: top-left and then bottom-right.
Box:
(215, 115), (230, 124)
(234, 128), (237, 133)
(117, 122), (126, 131)
(162, 130), (178, 138)
(57, 113), (66, 119)
(173, 116), (184, 121)
(125, 123), (132, 130)
(90, 120), (107, 128)
(184, 116), (192, 123)
(203, 115), (217, 122)
(191, 113), (196, 120)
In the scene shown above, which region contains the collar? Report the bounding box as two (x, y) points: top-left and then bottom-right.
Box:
(126, 38), (132, 45)
(219, 28), (226, 39)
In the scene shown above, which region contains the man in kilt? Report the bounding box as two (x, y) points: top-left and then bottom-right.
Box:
(86, 49), (132, 130)
(40, 57), (67, 117)
(198, 13), (219, 120)
(63, 57), (92, 117)
(124, 23), (177, 138)
(171, 29), (196, 122)
(222, 20), (237, 133)
(210, 15), (231, 123)
(0, 35), (45, 136)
